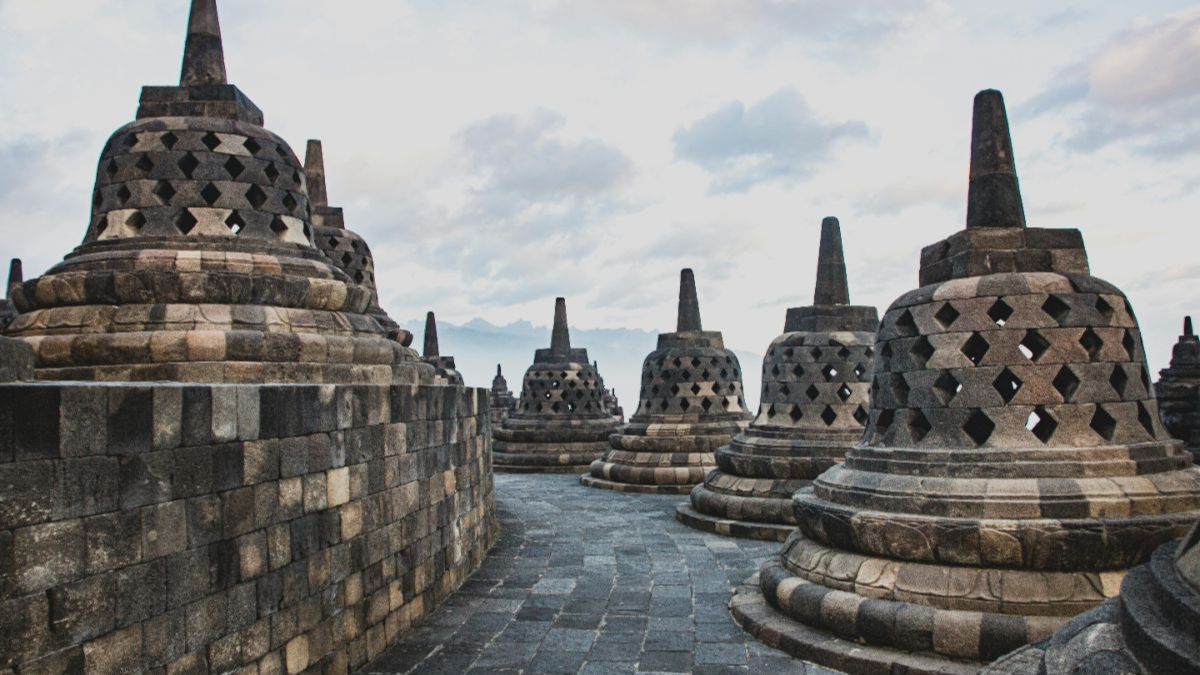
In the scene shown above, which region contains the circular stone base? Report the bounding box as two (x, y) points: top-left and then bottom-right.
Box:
(674, 504), (793, 541)
(494, 463), (592, 475)
(578, 474), (695, 495)
(729, 574), (979, 675)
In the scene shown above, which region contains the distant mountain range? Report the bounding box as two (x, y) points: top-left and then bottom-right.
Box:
(405, 318), (765, 415)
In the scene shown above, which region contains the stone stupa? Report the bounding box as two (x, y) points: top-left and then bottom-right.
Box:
(583, 269), (751, 493)
(594, 361), (625, 423)
(1156, 316), (1200, 461)
(731, 90), (1200, 673)
(492, 298), (621, 472)
(0, 259), (22, 331)
(985, 516), (1200, 674)
(422, 311), (464, 385)
(677, 217), (878, 541)
(489, 364), (518, 427)
(304, 139), (403, 340)
(3, 0), (424, 384)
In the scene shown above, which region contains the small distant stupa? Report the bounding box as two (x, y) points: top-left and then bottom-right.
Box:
(489, 364), (517, 427)
(422, 311), (463, 385)
(582, 269), (751, 493)
(1155, 316), (1200, 461)
(492, 298), (621, 472)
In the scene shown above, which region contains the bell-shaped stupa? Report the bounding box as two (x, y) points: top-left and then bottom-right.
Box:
(489, 364), (518, 427)
(593, 361), (625, 423)
(3, 0), (423, 384)
(583, 269), (751, 493)
(677, 218), (878, 540)
(493, 298), (621, 472)
(304, 140), (403, 340)
(985, 517), (1200, 674)
(1156, 316), (1200, 461)
(422, 311), (463, 385)
(732, 90), (1200, 673)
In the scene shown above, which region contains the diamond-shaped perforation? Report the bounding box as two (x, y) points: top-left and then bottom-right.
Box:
(895, 310), (918, 337)
(810, 347), (823, 360)
(153, 181), (176, 204)
(105, 159), (119, 178)
(200, 183), (222, 206)
(225, 211), (246, 234)
(1122, 330), (1137, 359)
(805, 384), (820, 401)
(988, 299), (1014, 327)
(909, 410), (931, 442)
(961, 333), (990, 366)
(788, 405), (802, 422)
(160, 132), (178, 150)
(837, 384), (852, 402)
(820, 405), (837, 426)
(932, 372), (961, 405)
(1109, 366), (1129, 397)
(243, 137), (261, 155)
(1052, 366), (1081, 402)
(933, 303), (960, 329)
(174, 210), (198, 235)
(264, 163), (280, 183)
(116, 185), (132, 205)
(854, 363), (867, 379)
(125, 210), (146, 232)
(679, 399), (690, 412)
(1136, 402), (1156, 436)
(1042, 295), (1071, 325)
(1095, 296), (1114, 320)
(853, 406), (868, 425)
(992, 368), (1023, 404)
(690, 383), (702, 395)
(1027, 406), (1057, 443)
(1090, 406), (1117, 441)
(135, 155), (154, 173)
(837, 347), (851, 359)
(269, 216), (288, 235)
(911, 336), (935, 366)
(701, 398), (713, 412)
(246, 185), (268, 209)
(875, 409), (895, 435)
(963, 410), (995, 446)
(1079, 328), (1103, 361)
(1019, 330), (1051, 362)
(224, 156), (245, 179)
(822, 364), (838, 381)
(792, 364), (805, 378)
(178, 153), (199, 178)
(282, 193), (298, 213)
(201, 132), (222, 151)
(892, 375), (910, 407)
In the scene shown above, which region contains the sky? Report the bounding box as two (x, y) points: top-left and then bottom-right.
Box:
(2, 0), (1199, 401)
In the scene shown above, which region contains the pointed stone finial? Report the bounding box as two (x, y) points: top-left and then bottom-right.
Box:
(966, 89), (1026, 229)
(7, 259), (22, 296)
(1186, 316), (1194, 339)
(180, 0), (228, 87)
(423, 311), (439, 357)
(550, 298), (571, 355)
(497, 364), (503, 376)
(677, 269), (703, 332)
(304, 140), (329, 208)
(813, 217), (851, 306)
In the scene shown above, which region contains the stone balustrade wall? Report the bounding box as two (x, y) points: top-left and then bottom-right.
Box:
(0, 381), (496, 674)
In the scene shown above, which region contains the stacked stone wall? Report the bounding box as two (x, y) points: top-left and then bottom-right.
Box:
(0, 381), (495, 674)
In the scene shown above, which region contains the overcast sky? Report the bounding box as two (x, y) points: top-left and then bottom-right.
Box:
(2, 0), (1199, 378)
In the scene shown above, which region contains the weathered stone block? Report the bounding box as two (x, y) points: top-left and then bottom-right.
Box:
(142, 500), (188, 559)
(0, 460), (57, 529)
(84, 509), (142, 574)
(116, 558), (166, 626)
(14, 519), (85, 594)
(48, 572), (117, 644)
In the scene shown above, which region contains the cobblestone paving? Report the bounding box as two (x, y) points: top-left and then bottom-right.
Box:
(361, 474), (833, 674)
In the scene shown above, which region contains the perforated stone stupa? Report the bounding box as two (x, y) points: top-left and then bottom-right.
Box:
(304, 139), (403, 341)
(489, 364), (518, 427)
(677, 217), (878, 541)
(583, 269), (751, 494)
(422, 311), (464, 385)
(731, 90), (1200, 674)
(2, 0), (422, 384)
(1156, 316), (1200, 461)
(595, 361), (625, 423)
(492, 298), (620, 472)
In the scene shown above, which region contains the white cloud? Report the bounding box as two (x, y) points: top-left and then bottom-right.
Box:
(673, 88), (870, 193)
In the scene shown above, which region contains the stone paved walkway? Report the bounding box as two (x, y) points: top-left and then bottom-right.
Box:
(360, 474), (832, 674)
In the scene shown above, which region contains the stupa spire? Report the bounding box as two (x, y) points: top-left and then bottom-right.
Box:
(677, 269), (703, 332)
(813, 217), (850, 306)
(497, 364), (502, 376)
(180, 0), (227, 87)
(966, 89), (1026, 229)
(550, 297), (571, 355)
(304, 140), (329, 209)
(423, 312), (439, 358)
(1187, 316), (1195, 339)
(7, 259), (22, 296)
